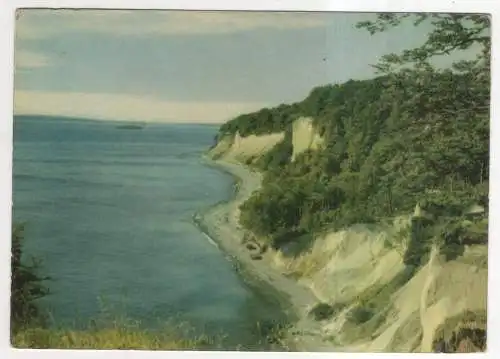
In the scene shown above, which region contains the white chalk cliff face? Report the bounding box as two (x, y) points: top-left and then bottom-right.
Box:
(208, 131), (284, 163)
(208, 118), (487, 352)
(290, 117), (324, 161)
(208, 117), (324, 163)
(273, 220), (486, 352)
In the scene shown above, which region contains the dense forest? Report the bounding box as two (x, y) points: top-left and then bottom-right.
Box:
(215, 14), (490, 263)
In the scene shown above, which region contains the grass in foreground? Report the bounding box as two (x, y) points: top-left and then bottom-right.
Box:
(12, 326), (216, 350)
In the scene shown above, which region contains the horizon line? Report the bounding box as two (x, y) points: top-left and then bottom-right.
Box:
(13, 114), (226, 125)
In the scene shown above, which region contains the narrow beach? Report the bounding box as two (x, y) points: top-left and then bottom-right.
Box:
(197, 157), (337, 351)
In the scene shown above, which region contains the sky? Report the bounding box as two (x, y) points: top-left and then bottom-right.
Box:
(13, 10), (481, 123)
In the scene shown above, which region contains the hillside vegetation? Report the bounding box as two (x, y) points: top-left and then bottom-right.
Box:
(213, 14), (489, 263)
(209, 14), (489, 352)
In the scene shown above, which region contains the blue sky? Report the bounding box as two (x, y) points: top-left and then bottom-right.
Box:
(14, 10), (480, 123)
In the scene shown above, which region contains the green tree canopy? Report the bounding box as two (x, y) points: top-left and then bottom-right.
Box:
(213, 13), (490, 257)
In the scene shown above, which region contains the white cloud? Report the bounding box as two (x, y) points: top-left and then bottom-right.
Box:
(14, 50), (52, 69)
(14, 90), (272, 123)
(15, 9), (328, 39)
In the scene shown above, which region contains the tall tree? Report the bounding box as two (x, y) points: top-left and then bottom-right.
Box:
(356, 14), (490, 119)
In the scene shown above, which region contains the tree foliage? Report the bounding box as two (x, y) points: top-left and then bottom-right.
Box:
(356, 14), (490, 118)
(217, 103), (301, 139)
(214, 13), (490, 256)
(11, 224), (50, 332)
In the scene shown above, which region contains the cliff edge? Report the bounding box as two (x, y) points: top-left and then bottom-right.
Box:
(206, 117), (487, 352)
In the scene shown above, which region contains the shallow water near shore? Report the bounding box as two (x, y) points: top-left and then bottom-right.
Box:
(12, 115), (289, 350)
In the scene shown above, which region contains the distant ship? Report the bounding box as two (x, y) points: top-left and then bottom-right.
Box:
(116, 123), (146, 130)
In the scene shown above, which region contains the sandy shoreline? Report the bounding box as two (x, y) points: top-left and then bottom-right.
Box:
(196, 156), (337, 351)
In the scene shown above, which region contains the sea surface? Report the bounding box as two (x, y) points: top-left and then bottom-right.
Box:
(12, 115), (285, 349)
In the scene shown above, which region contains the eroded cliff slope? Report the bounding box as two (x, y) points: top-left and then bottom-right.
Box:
(207, 118), (487, 352)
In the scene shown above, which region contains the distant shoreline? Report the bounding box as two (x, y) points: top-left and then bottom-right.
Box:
(13, 114), (224, 126)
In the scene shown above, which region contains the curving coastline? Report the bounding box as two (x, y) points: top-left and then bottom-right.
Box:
(194, 156), (337, 351)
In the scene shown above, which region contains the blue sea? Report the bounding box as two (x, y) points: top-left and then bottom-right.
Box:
(12, 115), (284, 349)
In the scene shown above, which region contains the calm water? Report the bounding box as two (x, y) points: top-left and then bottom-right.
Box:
(12, 116), (285, 349)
